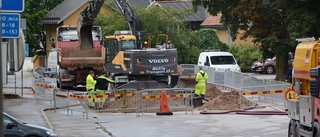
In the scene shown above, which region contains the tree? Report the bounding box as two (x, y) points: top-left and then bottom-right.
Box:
(192, 0), (320, 81)
(22, 0), (63, 57)
(95, 2), (226, 64)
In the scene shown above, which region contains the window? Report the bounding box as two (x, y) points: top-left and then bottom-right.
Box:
(105, 38), (118, 63)
(121, 40), (135, 50)
(210, 56), (236, 65)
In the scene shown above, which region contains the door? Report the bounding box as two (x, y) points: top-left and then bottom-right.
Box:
(3, 114), (20, 137)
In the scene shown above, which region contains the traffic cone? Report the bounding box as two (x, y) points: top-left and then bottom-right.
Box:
(156, 90), (173, 116)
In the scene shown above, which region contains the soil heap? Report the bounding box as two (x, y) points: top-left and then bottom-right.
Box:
(197, 84), (255, 110)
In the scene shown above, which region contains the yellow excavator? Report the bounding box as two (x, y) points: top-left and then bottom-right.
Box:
(77, 0), (179, 90)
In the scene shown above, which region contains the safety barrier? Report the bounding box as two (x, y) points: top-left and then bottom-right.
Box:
(54, 90), (88, 118)
(138, 88), (193, 116)
(180, 64), (291, 109)
(240, 84), (290, 109)
(34, 79), (55, 104)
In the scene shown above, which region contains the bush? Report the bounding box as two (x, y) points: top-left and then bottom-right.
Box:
(229, 44), (263, 72)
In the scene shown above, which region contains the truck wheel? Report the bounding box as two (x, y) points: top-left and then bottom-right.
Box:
(288, 120), (294, 137)
(313, 122), (320, 137)
(57, 80), (60, 88)
(293, 121), (300, 137)
(265, 65), (275, 74)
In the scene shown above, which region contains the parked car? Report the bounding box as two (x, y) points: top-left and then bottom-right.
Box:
(3, 112), (57, 137)
(251, 57), (293, 74)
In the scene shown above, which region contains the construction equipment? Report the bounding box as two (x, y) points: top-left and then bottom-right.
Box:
(55, 25), (104, 89)
(287, 38), (320, 136)
(77, 0), (179, 90)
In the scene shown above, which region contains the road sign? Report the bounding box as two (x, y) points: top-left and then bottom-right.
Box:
(0, 0), (24, 13)
(25, 43), (28, 57)
(1, 13), (20, 38)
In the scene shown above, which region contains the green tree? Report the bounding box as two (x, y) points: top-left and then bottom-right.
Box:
(192, 0), (320, 81)
(22, 0), (63, 57)
(95, 2), (226, 64)
(229, 44), (263, 72)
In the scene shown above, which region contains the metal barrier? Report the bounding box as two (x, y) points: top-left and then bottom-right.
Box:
(54, 90), (88, 118)
(180, 64), (291, 108)
(240, 85), (289, 109)
(34, 79), (55, 104)
(138, 88), (193, 116)
(89, 88), (138, 114)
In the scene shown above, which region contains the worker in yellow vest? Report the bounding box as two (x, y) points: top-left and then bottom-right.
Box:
(95, 71), (115, 110)
(86, 70), (96, 108)
(195, 67), (209, 103)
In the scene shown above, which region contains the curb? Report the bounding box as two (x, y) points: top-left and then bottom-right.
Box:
(41, 108), (55, 130)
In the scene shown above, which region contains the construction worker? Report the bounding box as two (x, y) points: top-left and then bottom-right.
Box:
(86, 70), (96, 108)
(195, 67), (209, 103)
(167, 41), (174, 49)
(95, 71), (115, 110)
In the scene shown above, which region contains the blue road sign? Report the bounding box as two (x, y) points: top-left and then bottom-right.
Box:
(25, 43), (29, 57)
(1, 13), (20, 38)
(0, 0), (25, 13)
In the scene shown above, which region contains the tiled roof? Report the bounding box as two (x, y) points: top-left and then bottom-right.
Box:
(154, 1), (207, 22)
(201, 13), (222, 26)
(42, 0), (88, 24)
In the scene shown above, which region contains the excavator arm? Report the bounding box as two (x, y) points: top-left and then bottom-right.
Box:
(77, 0), (105, 50)
(77, 0), (143, 50)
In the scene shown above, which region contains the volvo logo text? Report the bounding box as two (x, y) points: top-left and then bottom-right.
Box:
(148, 59), (169, 63)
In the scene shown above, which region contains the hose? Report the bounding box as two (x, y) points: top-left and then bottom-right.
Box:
(200, 104), (287, 115)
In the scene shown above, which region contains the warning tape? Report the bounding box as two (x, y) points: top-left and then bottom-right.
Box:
(142, 94), (183, 99)
(69, 94), (85, 99)
(242, 89), (286, 95)
(87, 93), (135, 99)
(36, 83), (53, 88)
(55, 94), (68, 98)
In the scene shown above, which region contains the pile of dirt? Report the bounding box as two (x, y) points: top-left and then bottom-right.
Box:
(198, 91), (255, 110)
(205, 84), (222, 99)
(197, 84), (255, 110)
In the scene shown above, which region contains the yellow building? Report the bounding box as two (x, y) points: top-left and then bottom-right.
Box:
(200, 13), (255, 46)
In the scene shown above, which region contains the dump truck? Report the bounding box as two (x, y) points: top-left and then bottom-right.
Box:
(287, 38), (320, 136)
(77, 0), (179, 90)
(55, 25), (104, 89)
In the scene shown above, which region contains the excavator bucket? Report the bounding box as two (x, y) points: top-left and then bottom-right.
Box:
(77, 19), (94, 50)
(175, 64), (197, 88)
(175, 75), (196, 88)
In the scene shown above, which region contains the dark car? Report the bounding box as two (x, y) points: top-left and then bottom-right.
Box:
(3, 112), (57, 137)
(251, 57), (293, 74)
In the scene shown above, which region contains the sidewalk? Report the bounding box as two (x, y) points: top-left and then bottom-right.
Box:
(3, 72), (109, 137)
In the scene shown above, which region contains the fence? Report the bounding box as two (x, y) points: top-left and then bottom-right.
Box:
(180, 64), (291, 109)
(139, 88), (193, 115)
(81, 88), (193, 117)
(34, 78), (55, 104)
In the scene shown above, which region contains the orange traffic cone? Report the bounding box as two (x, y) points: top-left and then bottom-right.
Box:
(156, 90), (173, 116)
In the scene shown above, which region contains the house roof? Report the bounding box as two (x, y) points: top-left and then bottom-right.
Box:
(42, 0), (88, 24)
(201, 13), (222, 27)
(152, 1), (207, 22)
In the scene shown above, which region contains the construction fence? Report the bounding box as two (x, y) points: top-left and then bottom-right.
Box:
(180, 64), (291, 109)
(33, 78), (194, 117)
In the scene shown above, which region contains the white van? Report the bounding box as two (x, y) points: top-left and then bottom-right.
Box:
(198, 51), (241, 72)
(44, 49), (58, 77)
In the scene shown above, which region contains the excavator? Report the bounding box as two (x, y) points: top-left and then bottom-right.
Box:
(77, 0), (179, 90)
